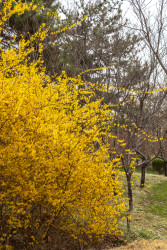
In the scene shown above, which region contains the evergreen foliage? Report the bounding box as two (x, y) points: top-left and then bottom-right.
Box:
(152, 158), (165, 174)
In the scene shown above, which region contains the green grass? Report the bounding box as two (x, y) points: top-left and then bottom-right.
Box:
(145, 181), (167, 217)
(134, 168), (161, 175)
(119, 172), (167, 242)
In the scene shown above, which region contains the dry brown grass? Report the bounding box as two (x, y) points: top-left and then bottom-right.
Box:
(113, 239), (167, 249)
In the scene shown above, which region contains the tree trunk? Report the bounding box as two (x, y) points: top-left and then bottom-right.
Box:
(140, 163), (147, 188)
(126, 172), (133, 211)
(164, 161), (167, 176)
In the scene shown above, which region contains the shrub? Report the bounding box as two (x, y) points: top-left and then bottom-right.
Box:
(0, 1), (126, 248)
(152, 158), (165, 174)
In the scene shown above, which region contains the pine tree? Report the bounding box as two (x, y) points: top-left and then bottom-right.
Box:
(0, 0), (64, 75)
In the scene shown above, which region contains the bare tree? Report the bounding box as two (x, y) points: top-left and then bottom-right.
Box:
(59, 0), (167, 214)
(129, 0), (167, 76)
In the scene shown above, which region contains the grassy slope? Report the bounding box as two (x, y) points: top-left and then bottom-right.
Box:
(113, 171), (167, 249)
(87, 171), (167, 250)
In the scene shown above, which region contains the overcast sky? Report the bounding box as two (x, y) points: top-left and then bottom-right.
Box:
(60, 0), (159, 23)
(121, 0), (162, 24)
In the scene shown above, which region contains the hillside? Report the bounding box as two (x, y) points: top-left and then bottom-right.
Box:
(110, 172), (167, 249)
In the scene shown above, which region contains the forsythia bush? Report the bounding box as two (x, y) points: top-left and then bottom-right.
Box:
(0, 1), (126, 248)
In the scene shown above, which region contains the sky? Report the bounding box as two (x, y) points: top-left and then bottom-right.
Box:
(121, 0), (162, 25)
(60, 0), (159, 24)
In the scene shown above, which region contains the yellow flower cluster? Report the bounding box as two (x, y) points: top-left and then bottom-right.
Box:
(0, 2), (126, 247)
(112, 121), (161, 142)
(51, 15), (88, 35)
(0, 0), (38, 32)
(78, 64), (116, 76)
